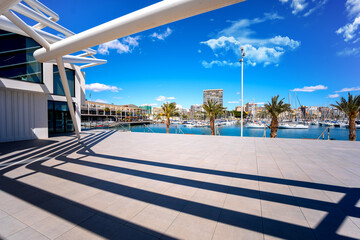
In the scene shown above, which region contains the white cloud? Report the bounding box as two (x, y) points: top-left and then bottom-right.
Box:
(279, 0), (308, 15)
(346, 0), (360, 18)
(304, 0), (328, 17)
(85, 83), (122, 92)
(202, 60), (240, 68)
(113, 96), (123, 99)
(155, 96), (176, 101)
(236, 92), (240, 95)
(328, 94), (340, 98)
(94, 99), (108, 103)
(279, 0), (328, 16)
(150, 27), (173, 41)
(98, 36), (140, 55)
(228, 101), (240, 104)
(335, 87), (360, 92)
(156, 96), (166, 101)
(200, 14), (300, 68)
(337, 47), (360, 56)
(291, 0), (308, 15)
(140, 103), (158, 106)
(337, 0), (360, 42)
(291, 85), (328, 92)
(219, 13), (283, 37)
(336, 16), (360, 42)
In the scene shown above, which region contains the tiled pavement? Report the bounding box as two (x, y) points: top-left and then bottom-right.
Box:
(0, 130), (360, 239)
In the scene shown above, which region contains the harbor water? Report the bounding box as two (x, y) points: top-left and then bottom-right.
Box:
(128, 123), (360, 141)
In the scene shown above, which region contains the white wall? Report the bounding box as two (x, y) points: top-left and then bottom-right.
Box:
(0, 88), (48, 142)
(0, 63), (85, 143)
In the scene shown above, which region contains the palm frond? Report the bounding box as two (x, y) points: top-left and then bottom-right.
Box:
(264, 95), (291, 117)
(202, 99), (226, 117)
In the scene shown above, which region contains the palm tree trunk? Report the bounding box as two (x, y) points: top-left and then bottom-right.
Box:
(166, 117), (170, 134)
(270, 117), (278, 138)
(210, 116), (215, 135)
(349, 115), (356, 141)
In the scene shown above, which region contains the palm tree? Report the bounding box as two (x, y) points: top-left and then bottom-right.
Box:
(203, 99), (226, 135)
(331, 93), (360, 141)
(264, 95), (291, 138)
(161, 102), (178, 133)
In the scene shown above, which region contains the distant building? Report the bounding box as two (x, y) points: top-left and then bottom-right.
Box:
(235, 106), (242, 112)
(152, 107), (163, 116)
(203, 89), (223, 106)
(139, 105), (152, 115)
(81, 101), (147, 123)
(190, 104), (204, 113)
(244, 102), (257, 113)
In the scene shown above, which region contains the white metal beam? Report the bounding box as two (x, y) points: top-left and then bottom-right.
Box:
(23, 0), (59, 21)
(80, 62), (106, 69)
(3, 10), (50, 49)
(47, 55), (107, 64)
(0, 16), (97, 55)
(12, 3), (75, 37)
(55, 57), (80, 140)
(34, 0), (244, 62)
(0, 0), (20, 15)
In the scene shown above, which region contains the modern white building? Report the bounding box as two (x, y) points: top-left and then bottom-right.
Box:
(0, 29), (87, 142)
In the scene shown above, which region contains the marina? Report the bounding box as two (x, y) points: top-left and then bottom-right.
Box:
(127, 123), (360, 141)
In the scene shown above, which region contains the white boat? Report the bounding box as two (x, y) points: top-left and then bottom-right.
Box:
(246, 122), (266, 128)
(278, 123), (309, 129)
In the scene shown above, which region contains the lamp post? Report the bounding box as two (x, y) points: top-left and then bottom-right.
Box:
(239, 47), (245, 137)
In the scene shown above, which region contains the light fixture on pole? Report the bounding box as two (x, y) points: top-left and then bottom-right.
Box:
(239, 47), (245, 137)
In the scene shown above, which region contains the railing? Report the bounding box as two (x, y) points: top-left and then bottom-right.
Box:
(215, 125), (220, 136)
(143, 124), (155, 133)
(317, 127), (330, 140)
(118, 123), (130, 132)
(176, 125), (185, 134)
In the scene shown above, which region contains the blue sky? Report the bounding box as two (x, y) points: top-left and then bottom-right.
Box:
(41, 0), (359, 109)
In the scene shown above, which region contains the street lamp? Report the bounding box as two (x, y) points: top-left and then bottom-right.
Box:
(239, 47), (245, 137)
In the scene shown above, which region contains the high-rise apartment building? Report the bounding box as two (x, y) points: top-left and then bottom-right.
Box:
(203, 89), (223, 106)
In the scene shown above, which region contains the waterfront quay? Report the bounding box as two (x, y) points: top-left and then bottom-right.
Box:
(1, 130), (360, 239)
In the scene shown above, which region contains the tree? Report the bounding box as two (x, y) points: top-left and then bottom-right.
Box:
(231, 110), (248, 119)
(331, 93), (360, 141)
(264, 95), (291, 138)
(203, 99), (226, 135)
(161, 102), (178, 133)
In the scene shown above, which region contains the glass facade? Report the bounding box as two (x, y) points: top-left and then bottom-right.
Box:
(48, 100), (75, 134)
(0, 30), (42, 83)
(53, 66), (75, 97)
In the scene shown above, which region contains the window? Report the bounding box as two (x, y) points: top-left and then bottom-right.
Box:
(48, 100), (75, 135)
(53, 66), (75, 97)
(0, 30), (42, 83)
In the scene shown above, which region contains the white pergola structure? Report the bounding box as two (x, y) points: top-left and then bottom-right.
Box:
(0, 0), (245, 140)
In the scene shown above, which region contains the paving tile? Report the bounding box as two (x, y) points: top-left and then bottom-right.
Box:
(165, 211), (218, 240)
(1, 131), (360, 240)
(73, 214), (123, 239)
(128, 204), (179, 237)
(31, 205), (93, 239)
(7, 227), (49, 240)
(0, 215), (27, 238)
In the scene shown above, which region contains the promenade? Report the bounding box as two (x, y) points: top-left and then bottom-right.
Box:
(0, 130), (360, 239)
